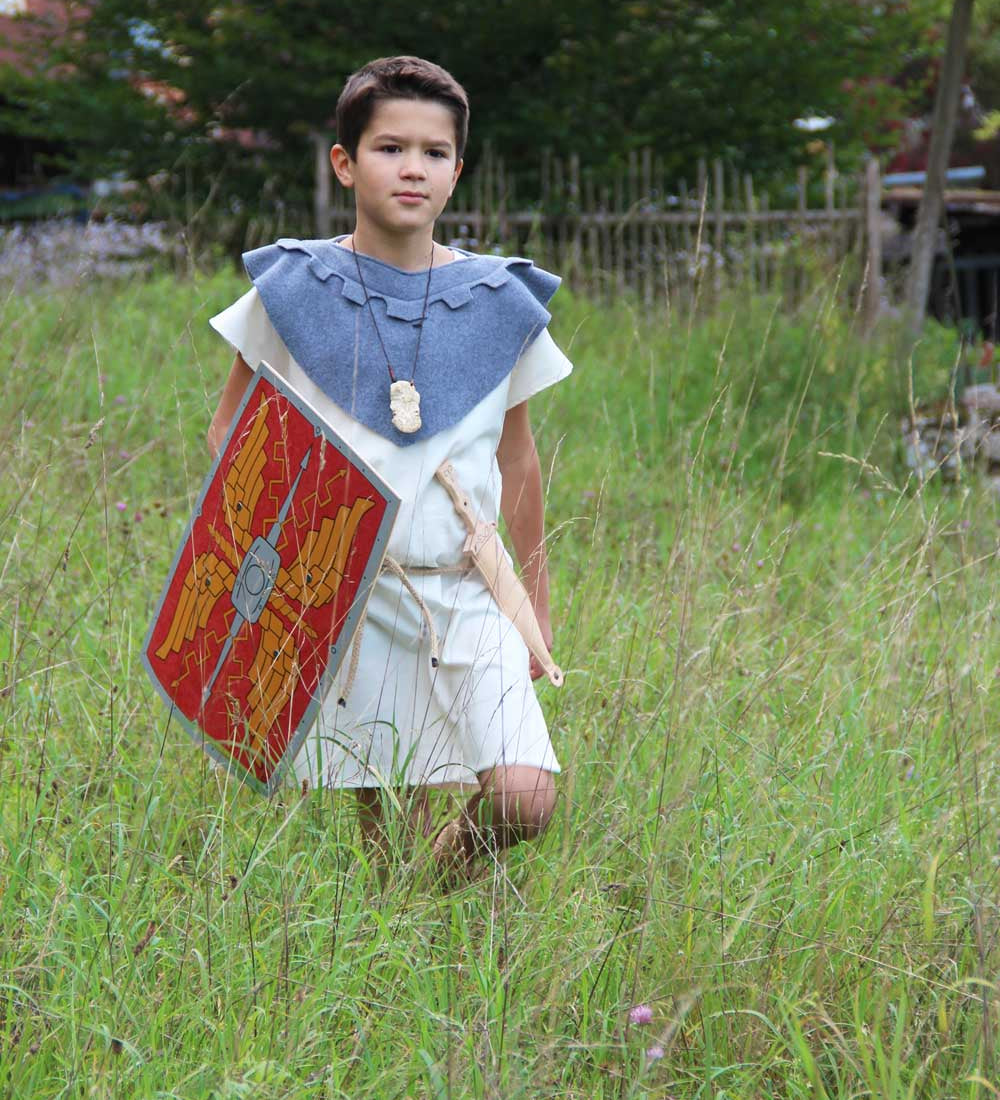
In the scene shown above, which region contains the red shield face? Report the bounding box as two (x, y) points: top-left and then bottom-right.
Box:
(143, 363), (399, 794)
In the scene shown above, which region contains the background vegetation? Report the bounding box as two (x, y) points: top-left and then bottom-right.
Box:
(4, 261), (1000, 1096)
(3, 0), (992, 240)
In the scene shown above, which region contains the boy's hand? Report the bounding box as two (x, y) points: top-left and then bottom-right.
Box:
(528, 611), (554, 682)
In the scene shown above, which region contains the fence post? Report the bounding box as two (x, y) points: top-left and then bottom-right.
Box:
(569, 152), (582, 282)
(642, 147), (653, 309)
(599, 181), (612, 302)
(761, 191), (772, 293)
(480, 142), (493, 247)
(713, 158), (725, 298)
(583, 167), (599, 300)
(797, 164), (808, 304)
(628, 150), (640, 301)
(744, 173), (756, 293)
(838, 173), (851, 258)
(313, 132), (332, 239)
(497, 155), (508, 246)
(614, 164), (626, 297)
(863, 157), (883, 333)
(553, 154), (566, 272)
(824, 144), (836, 261)
(693, 159), (708, 304)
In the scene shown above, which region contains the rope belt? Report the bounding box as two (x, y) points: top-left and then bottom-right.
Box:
(334, 463), (563, 703)
(337, 554), (471, 706)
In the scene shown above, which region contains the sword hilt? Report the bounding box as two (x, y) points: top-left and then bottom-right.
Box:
(435, 460), (477, 535)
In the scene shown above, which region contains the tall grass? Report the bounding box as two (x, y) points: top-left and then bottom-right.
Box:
(2, 266), (998, 1099)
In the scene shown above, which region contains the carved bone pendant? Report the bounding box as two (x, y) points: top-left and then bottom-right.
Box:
(389, 379), (422, 434)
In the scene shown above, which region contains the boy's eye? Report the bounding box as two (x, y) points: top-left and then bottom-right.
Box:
(380, 144), (401, 153)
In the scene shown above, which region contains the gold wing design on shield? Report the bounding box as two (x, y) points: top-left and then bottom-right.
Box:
(154, 551), (234, 661)
(277, 497), (375, 612)
(221, 393), (274, 553)
(233, 606), (300, 761)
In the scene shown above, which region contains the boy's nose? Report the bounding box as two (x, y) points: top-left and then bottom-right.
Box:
(400, 154), (426, 179)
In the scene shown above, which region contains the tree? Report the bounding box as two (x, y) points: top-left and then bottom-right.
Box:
(904, 0), (975, 337)
(527, 0), (945, 179)
(0, 0), (950, 246)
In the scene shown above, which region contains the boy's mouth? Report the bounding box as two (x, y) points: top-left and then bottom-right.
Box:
(394, 191), (428, 201)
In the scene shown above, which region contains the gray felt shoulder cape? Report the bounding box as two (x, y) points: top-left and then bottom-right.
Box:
(242, 237), (561, 446)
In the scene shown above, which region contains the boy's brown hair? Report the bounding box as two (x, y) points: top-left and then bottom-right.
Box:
(336, 56), (470, 162)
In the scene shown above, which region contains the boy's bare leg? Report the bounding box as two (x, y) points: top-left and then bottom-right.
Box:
(356, 787), (390, 866)
(405, 787), (433, 845)
(356, 787), (432, 869)
(433, 766), (557, 872)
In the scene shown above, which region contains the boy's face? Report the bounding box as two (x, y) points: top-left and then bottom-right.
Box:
(332, 98), (463, 242)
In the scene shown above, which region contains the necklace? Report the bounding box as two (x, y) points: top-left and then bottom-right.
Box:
(350, 237), (434, 434)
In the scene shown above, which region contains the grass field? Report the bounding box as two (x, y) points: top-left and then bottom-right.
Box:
(3, 266), (1000, 1098)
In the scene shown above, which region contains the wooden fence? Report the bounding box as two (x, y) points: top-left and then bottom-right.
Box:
(313, 138), (869, 314)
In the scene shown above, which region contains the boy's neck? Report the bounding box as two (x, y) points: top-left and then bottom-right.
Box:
(347, 225), (438, 272)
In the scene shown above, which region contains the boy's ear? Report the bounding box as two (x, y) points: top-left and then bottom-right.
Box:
(450, 158), (463, 196)
(330, 144), (354, 189)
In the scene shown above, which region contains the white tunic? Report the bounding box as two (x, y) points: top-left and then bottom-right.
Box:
(209, 283), (572, 789)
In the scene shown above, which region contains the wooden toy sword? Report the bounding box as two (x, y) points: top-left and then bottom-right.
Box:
(435, 461), (564, 688)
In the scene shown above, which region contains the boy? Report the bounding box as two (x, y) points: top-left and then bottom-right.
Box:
(207, 56), (572, 877)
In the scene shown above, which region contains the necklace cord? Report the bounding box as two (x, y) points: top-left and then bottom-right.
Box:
(350, 238), (434, 385)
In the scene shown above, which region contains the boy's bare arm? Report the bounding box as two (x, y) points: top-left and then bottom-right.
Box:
(207, 353), (255, 457)
(496, 401), (553, 669)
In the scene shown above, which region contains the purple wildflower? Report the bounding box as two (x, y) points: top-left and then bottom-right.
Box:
(115, 501), (127, 512)
(628, 1004), (654, 1025)
(645, 1044), (665, 1061)
(114, 395), (127, 406)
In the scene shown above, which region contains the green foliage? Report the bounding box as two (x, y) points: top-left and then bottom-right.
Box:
(537, 0), (943, 174)
(0, 1), (947, 242)
(968, 0), (1000, 113)
(975, 108), (1000, 141)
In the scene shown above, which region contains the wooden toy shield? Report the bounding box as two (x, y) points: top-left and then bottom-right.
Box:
(142, 361), (399, 795)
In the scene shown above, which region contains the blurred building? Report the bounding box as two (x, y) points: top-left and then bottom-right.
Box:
(882, 78), (1000, 337)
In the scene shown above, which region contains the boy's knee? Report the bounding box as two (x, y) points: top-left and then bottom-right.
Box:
(491, 767), (557, 841)
(521, 778), (557, 837)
